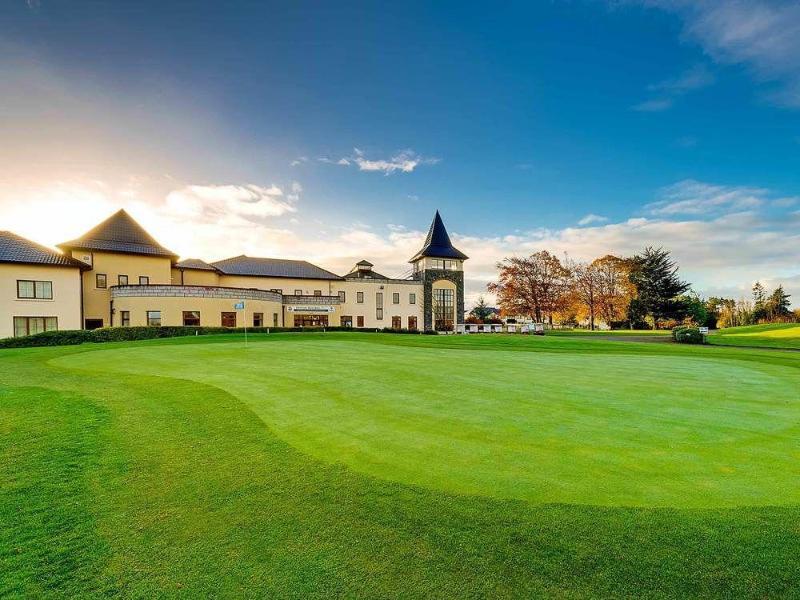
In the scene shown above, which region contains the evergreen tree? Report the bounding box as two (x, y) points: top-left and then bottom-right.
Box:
(765, 285), (792, 320)
(628, 247), (690, 328)
(752, 281), (767, 322)
(470, 296), (493, 322)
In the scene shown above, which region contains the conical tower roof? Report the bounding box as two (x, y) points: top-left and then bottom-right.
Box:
(58, 209), (177, 258)
(409, 210), (468, 262)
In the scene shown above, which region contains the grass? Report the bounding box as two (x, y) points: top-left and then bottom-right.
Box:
(2, 332), (800, 597)
(709, 323), (800, 350)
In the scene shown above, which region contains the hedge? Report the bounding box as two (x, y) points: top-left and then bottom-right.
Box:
(671, 325), (705, 344)
(0, 325), (435, 349)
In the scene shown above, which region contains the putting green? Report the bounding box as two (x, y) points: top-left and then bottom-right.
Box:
(54, 338), (800, 508)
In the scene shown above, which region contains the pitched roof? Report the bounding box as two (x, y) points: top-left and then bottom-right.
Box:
(355, 260), (373, 267)
(0, 231), (88, 269)
(344, 268), (391, 280)
(409, 210), (468, 262)
(212, 255), (342, 280)
(58, 209), (177, 258)
(175, 258), (218, 271)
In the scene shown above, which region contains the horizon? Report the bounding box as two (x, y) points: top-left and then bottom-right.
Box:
(2, 1), (799, 306)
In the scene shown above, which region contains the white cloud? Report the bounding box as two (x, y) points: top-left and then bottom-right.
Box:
(645, 179), (770, 216)
(164, 183), (297, 226)
(578, 214), (608, 226)
(633, 64), (714, 111)
(320, 148), (439, 175)
(633, 98), (674, 112)
(640, 1), (800, 108)
(290, 156), (308, 167)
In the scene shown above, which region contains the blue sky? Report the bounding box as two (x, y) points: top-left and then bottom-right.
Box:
(1, 1), (799, 304)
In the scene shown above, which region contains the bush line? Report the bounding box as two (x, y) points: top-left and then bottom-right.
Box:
(0, 325), (437, 349)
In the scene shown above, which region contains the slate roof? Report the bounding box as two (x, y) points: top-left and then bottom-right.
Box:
(175, 258), (218, 271)
(212, 255), (342, 280)
(58, 209), (177, 258)
(344, 268), (391, 280)
(409, 210), (468, 262)
(0, 231), (88, 269)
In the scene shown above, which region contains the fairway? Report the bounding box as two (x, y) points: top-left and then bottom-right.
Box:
(54, 336), (800, 508)
(710, 323), (800, 350)
(3, 332), (800, 597)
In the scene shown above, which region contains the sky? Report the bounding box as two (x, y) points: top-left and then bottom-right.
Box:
(1, 0), (799, 307)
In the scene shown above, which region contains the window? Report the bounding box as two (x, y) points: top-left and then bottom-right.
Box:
(357, 316), (364, 327)
(392, 316), (401, 329)
(13, 316), (57, 337)
(294, 289), (302, 295)
(253, 312), (263, 327)
(430, 259), (457, 270)
(121, 311), (130, 327)
(16, 280), (52, 299)
(118, 274), (128, 286)
(340, 315), (353, 327)
(273, 313), (279, 327)
(84, 318), (103, 330)
(139, 276), (149, 285)
(338, 290), (346, 302)
(221, 312), (236, 327)
(294, 314), (328, 327)
(408, 316), (417, 330)
(433, 288), (455, 331)
(96, 274), (107, 289)
(376, 292), (383, 320)
(183, 311), (200, 326)
(313, 290), (322, 296)
(356, 291), (364, 303)
(271, 289), (283, 294)
(409, 293), (416, 304)
(147, 311), (161, 326)
(392, 292), (400, 304)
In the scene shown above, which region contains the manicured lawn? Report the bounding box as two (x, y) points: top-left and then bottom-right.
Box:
(2, 332), (800, 597)
(710, 323), (800, 350)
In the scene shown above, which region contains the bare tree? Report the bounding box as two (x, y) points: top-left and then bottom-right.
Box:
(570, 261), (602, 330)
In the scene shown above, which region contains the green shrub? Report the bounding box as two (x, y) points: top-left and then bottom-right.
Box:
(0, 329), (92, 348)
(0, 323), (432, 349)
(671, 325), (688, 341)
(674, 327), (705, 344)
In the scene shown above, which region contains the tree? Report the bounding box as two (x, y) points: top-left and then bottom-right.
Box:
(570, 261), (602, 330)
(679, 292), (709, 327)
(469, 296), (493, 322)
(765, 285), (792, 321)
(628, 247), (690, 329)
(488, 251), (571, 323)
(593, 255), (635, 327)
(752, 281), (767, 322)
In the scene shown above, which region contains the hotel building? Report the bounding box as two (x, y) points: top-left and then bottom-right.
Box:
(0, 210), (467, 338)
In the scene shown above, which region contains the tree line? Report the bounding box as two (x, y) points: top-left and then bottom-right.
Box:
(485, 248), (796, 330)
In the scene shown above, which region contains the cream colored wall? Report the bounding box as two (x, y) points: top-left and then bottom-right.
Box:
(71, 251), (172, 326)
(0, 263), (82, 338)
(431, 278), (457, 292)
(217, 275), (424, 329)
(331, 279), (424, 329)
(175, 268), (221, 286)
(112, 295), (283, 327)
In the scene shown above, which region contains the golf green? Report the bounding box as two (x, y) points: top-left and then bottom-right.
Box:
(53, 336), (800, 508)
(5, 332), (800, 597)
